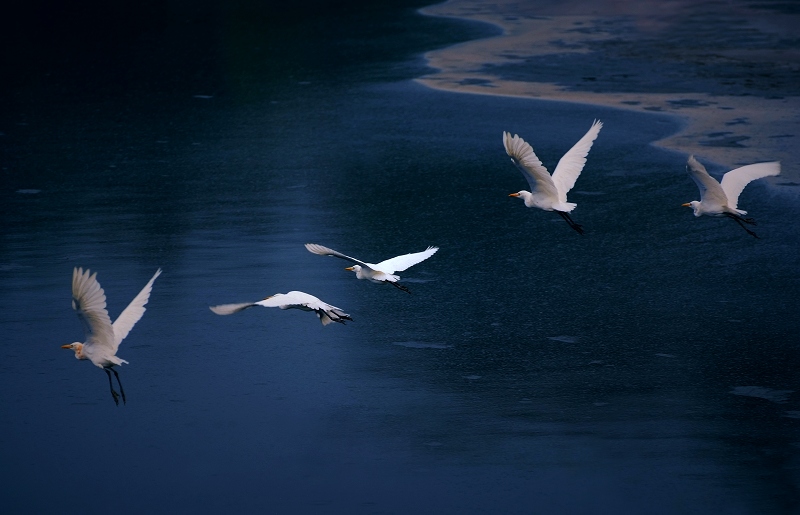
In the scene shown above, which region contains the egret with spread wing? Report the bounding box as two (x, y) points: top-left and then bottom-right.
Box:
(61, 267), (161, 405)
(503, 119), (603, 234)
(210, 291), (352, 326)
(305, 243), (438, 293)
(682, 155), (780, 238)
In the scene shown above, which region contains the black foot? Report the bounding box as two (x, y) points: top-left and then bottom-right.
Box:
(569, 222), (585, 235)
(106, 367), (124, 406)
(556, 211), (585, 235)
(112, 368), (126, 405)
(726, 213), (760, 238)
(388, 281), (411, 294)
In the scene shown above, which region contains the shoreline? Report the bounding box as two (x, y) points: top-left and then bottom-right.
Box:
(415, 0), (800, 188)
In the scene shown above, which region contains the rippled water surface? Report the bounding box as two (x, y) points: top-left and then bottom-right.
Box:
(1, 2), (798, 513)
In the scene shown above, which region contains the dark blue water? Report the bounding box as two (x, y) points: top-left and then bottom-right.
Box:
(2, 2), (799, 514)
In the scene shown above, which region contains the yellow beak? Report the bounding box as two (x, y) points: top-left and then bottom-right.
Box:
(681, 203), (691, 207)
(345, 266), (354, 271)
(509, 193), (520, 197)
(61, 344), (72, 349)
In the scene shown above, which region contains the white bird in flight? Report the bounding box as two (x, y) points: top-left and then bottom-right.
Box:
(209, 291), (352, 326)
(682, 155), (780, 238)
(503, 119), (603, 234)
(305, 243), (438, 293)
(61, 267), (162, 405)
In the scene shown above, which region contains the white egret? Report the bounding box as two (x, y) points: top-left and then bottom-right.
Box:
(305, 243), (438, 293)
(682, 155), (780, 238)
(61, 267), (162, 405)
(210, 291), (352, 326)
(503, 119), (603, 234)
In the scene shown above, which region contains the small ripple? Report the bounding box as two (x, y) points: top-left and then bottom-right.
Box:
(547, 335), (578, 343)
(393, 341), (452, 349)
(730, 386), (793, 404)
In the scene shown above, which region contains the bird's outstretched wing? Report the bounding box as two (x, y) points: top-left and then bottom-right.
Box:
(112, 269), (161, 351)
(211, 292), (351, 326)
(260, 291), (351, 326)
(503, 131), (558, 199)
(305, 243), (373, 270)
(551, 119), (602, 203)
(209, 302), (258, 315)
(210, 293), (320, 313)
(375, 247), (438, 273)
(687, 155), (728, 206)
(72, 267), (115, 349)
(720, 161), (780, 210)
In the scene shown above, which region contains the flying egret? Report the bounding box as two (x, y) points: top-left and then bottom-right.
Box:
(209, 291), (352, 326)
(682, 155), (780, 238)
(503, 119), (603, 234)
(61, 267), (162, 405)
(305, 243), (438, 293)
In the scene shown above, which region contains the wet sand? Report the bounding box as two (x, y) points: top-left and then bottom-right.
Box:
(417, 0), (800, 185)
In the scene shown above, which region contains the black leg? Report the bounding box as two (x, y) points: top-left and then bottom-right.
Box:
(388, 281), (411, 294)
(104, 368), (120, 406)
(556, 211), (585, 235)
(725, 213), (759, 238)
(111, 368), (126, 405)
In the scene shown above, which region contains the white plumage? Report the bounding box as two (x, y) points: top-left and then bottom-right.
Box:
(305, 243), (438, 293)
(503, 119), (603, 234)
(62, 267), (162, 405)
(210, 291), (352, 326)
(682, 155), (780, 238)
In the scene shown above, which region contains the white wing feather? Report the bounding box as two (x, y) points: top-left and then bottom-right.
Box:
(112, 269), (161, 351)
(209, 302), (258, 315)
(687, 155), (728, 207)
(305, 243), (373, 270)
(257, 291), (318, 309)
(72, 267), (115, 350)
(551, 119), (603, 203)
(503, 131), (558, 199)
(720, 161), (780, 210)
(210, 291), (350, 326)
(375, 247), (438, 273)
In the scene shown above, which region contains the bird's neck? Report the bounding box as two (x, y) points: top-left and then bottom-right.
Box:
(72, 343), (86, 360)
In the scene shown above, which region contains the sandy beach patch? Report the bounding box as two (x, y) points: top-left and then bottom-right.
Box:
(417, 0), (800, 186)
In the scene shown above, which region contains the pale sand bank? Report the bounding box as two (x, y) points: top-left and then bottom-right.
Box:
(417, 0), (800, 186)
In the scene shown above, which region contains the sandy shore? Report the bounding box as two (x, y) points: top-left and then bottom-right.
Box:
(416, 0), (800, 186)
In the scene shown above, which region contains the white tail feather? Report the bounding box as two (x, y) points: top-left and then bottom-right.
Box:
(209, 303), (257, 315)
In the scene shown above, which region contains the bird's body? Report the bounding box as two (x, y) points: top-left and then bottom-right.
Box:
(62, 267), (162, 405)
(305, 243), (438, 293)
(682, 155), (780, 238)
(503, 119), (603, 234)
(210, 291), (352, 326)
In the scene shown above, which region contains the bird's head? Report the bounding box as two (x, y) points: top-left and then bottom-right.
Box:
(345, 265), (362, 274)
(681, 201), (701, 216)
(61, 342), (85, 359)
(509, 191), (527, 200)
